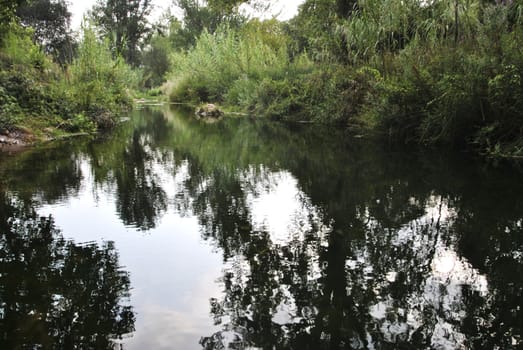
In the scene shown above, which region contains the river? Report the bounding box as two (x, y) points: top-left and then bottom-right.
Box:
(0, 106), (522, 349)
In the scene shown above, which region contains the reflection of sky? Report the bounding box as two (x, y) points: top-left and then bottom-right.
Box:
(39, 160), (223, 350)
(242, 167), (328, 246)
(366, 198), (489, 350)
(35, 154), (495, 349)
(37, 158), (325, 349)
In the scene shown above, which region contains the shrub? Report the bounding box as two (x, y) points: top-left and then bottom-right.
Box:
(0, 22), (137, 134)
(0, 85), (22, 129)
(165, 23), (291, 105)
(66, 24), (137, 127)
(161, 2), (523, 157)
(252, 78), (303, 120)
(2, 25), (51, 71)
(59, 112), (96, 133)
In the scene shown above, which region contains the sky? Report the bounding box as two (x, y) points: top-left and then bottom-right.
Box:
(69, 0), (305, 29)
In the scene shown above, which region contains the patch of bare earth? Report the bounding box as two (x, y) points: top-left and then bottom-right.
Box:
(0, 128), (35, 152)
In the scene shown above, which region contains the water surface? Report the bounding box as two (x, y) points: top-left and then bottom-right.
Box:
(0, 106), (522, 349)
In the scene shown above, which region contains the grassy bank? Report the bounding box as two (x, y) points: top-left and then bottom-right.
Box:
(3, 0), (521, 158)
(162, 1), (523, 158)
(0, 23), (137, 144)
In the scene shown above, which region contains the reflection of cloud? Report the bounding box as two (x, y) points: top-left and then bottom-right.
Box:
(365, 197), (488, 349)
(40, 158), (226, 349)
(243, 167), (328, 246)
(272, 285), (302, 325)
(431, 247), (488, 294)
(127, 272), (223, 350)
(386, 196), (454, 247)
(128, 305), (212, 350)
(421, 244), (488, 349)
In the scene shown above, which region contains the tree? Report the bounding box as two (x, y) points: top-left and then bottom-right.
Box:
(206, 0), (254, 22)
(142, 32), (172, 87)
(173, 0), (220, 48)
(172, 0), (269, 49)
(0, 0), (26, 42)
(89, 0), (152, 66)
(16, 0), (74, 64)
(286, 0), (347, 61)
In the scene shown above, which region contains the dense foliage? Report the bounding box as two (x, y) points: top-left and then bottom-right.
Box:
(0, 0), (144, 139)
(16, 0), (74, 64)
(89, 0), (152, 67)
(159, 0), (523, 157)
(0, 0), (26, 39)
(1, 0), (523, 156)
(0, 22), (135, 136)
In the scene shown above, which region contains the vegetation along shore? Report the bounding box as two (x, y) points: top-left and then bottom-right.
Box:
(1, 0), (523, 158)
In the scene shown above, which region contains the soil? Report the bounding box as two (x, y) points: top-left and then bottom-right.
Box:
(0, 127), (34, 151)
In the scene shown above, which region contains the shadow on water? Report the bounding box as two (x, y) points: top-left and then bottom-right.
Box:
(0, 105), (522, 348)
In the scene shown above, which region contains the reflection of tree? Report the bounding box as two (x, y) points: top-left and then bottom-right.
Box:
(1, 106), (522, 348)
(185, 165), (254, 258)
(88, 109), (172, 230)
(451, 166), (523, 349)
(184, 123), (523, 350)
(0, 143), (86, 205)
(0, 193), (135, 349)
(113, 130), (168, 230)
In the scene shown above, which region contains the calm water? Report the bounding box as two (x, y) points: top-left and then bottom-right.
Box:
(0, 106), (522, 349)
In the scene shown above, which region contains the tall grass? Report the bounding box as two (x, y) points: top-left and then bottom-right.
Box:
(338, 0), (523, 156)
(163, 0), (523, 156)
(164, 21), (379, 124)
(166, 22), (292, 105)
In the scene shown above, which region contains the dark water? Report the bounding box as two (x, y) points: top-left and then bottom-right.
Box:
(0, 106), (522, 349)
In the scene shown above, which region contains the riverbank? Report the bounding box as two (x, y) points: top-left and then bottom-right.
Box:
(0, 126), (94, 155)
(161, 2), (523, 159)
(0, 23), (136, 147)
(0, 128), (32, 154)
(0, 127), (33, 146)
(0, 96), (164, 153)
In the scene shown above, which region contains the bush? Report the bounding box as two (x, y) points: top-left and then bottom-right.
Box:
(164, 21), (380, 127)
(165, 23), (291, 105)
(252, 78), (303, 119)
(0, 85), (22, 129)
(2, 25), (51, 71)
(0, 26), (62, 131)
(66, 24), (137, 127)
(0, 22), (137, 134)
(161, 2), (523, 157)
(59, 112), (96, 133)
